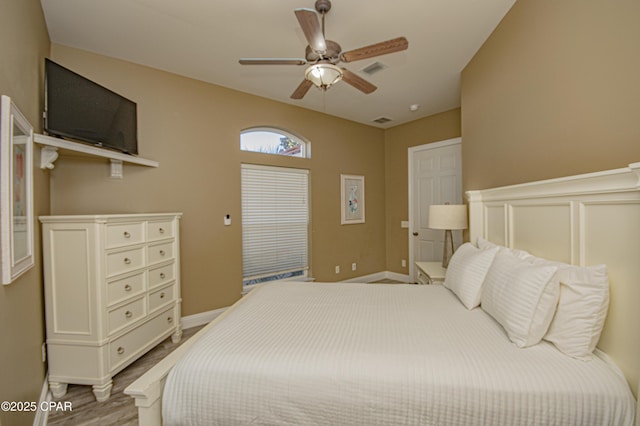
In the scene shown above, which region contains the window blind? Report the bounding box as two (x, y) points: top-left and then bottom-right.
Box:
(241, 164), (309, 282)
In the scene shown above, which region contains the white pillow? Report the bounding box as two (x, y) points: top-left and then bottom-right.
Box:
(542, 264), (609, 359)
(477, 237), (530, 259)
(444, 243), (499, 309)
(476, 236), (496, 251)
(481, 250), (559, 348)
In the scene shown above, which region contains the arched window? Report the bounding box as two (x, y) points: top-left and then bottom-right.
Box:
(240, 127), (310, 158)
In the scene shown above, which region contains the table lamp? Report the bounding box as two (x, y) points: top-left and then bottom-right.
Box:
(428, 204), (468, 268)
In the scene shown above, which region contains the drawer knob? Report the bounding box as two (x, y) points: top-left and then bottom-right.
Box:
(159, 228), (165, 234)
(159, 250), (166, 256)
(160, 272), (166, 279)
(167, 316), (173, 323)
(124, 284), (132, 292)
(117, 346), (125, 355)
(160, 292), (165, 299)
(125, 310), (133, 318)
(124, 257), (131, 265)
(124, 231), (131, 238)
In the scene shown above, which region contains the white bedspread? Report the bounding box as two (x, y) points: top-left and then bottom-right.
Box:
(163, 282), (635, 425)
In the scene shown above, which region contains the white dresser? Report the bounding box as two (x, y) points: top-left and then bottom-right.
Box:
(40, 213), (183, 401)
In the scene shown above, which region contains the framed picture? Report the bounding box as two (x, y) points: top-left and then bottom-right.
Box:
(340, 174), (365, 224)
(1, 95), (34, 284)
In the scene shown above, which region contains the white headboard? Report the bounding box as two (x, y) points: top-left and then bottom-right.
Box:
(467, 162), (640, 404)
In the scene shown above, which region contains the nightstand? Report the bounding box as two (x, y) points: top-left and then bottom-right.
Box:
(415, 261), (447, 285)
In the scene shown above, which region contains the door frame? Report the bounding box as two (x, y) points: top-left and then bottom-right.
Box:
(407, 137), (461, 282)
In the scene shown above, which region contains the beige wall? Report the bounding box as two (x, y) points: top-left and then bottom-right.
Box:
(383, 109), (461, 273)
(49, 45), (386, 316)
(462, 0), (640, 190)
(0, 0), (50, 425)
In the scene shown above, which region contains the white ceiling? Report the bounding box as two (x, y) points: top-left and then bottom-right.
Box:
(40, 0), (515, 128)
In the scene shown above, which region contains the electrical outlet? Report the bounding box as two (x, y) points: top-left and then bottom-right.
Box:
(41, 343), (46, 363)
(335, 265), (340, 274)
(351, 262), (357, 271)
(402, 259), (407, 268)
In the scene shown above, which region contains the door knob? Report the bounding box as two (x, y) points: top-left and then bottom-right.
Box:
(412, 232), (419, 236)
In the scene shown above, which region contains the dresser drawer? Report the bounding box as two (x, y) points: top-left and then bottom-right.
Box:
(149, 284), (175, 312)
(106, 223), (144, 248)
(148, 241), (174, 265)
(106, 247), (144, 277)
(147, 220), (174, 241)
(109, 307), (176, 372)
(148, 263), (175, 288)
(108, 297), (146, 335)
(107, 271), (145, 306)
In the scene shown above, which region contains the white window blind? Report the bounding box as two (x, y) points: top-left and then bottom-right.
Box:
(241, 164), (309, 283)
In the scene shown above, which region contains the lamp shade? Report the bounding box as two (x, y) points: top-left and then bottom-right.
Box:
(428, 204), (468, 230)
(305, 63), (343, 90)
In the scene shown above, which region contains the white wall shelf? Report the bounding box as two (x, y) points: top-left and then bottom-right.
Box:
(34, 133), (158, 177)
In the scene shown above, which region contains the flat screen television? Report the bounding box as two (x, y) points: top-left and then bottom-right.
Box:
(44, 58), (138, 155)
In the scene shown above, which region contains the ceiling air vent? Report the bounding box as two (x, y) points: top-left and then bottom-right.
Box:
(361, 61), (387, 76)
(372, 116), (393, 124)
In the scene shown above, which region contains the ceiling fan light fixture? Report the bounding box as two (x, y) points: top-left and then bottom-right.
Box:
(305, 63), (343, 90)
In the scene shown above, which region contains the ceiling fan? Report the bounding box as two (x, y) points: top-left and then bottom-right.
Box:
(239, 0), (409, 100)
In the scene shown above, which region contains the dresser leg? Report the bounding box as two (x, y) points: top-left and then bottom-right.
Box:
(49, 382), (68, 398)
(92, 380), (113, 402)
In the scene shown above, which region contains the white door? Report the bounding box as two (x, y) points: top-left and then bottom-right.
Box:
(409, 138), (462, 281)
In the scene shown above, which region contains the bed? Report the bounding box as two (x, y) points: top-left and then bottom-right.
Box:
(125, 162), (640, 425)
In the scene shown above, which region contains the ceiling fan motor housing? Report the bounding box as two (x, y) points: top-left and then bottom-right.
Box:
(305, 40), (342, 64)
(315, 0), (332, 13)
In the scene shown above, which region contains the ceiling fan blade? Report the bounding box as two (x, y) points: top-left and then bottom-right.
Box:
(341, 68), (377, 94)
(291, 79), (314, 99)
(294, 8), (327, 54)
(340, 37), (409, 63)
(239, 58), (307, 65)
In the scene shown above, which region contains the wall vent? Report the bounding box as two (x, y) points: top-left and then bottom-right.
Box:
(372, 116), (393, 124)
(361, 61), (387, 76)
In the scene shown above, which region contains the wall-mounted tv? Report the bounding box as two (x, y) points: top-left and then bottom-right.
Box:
(44, 58), (138, 155)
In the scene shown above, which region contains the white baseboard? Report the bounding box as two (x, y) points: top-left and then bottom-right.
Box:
(384, 271), (413, 283)
(181, 307), (227, 330)
(33, 374), (51, 426)
(341, 270), (413, 283)
(340, 271), (387, 283)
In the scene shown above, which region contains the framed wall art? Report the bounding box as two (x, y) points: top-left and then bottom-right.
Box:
(1, 95), (34, 284)
(340, 174), (365, 224)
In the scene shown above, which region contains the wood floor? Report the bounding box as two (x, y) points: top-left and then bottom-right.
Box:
(47, 326), (203, 426)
